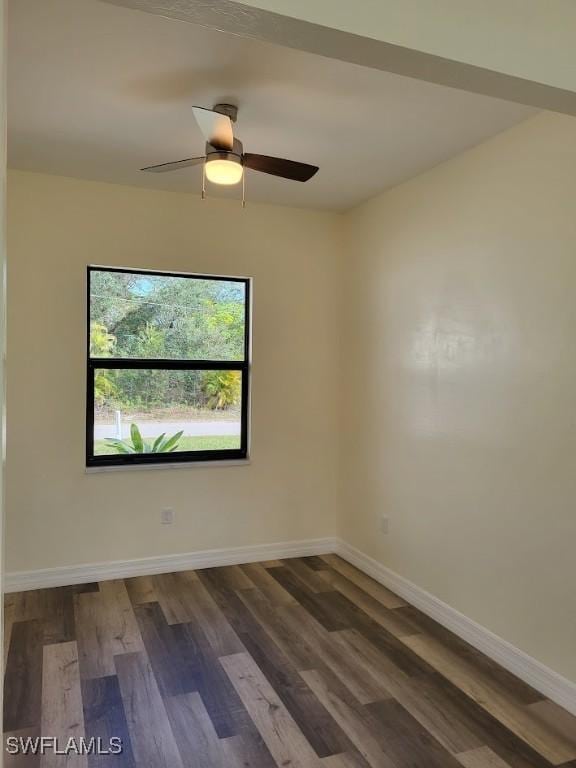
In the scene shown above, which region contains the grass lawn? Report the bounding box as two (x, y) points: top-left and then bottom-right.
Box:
(94, 435), (240, 455)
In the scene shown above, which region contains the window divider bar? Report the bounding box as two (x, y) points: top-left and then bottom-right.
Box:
(88, 358), (248, 371)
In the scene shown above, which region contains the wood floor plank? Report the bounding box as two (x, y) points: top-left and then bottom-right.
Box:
(164, 692), (225, 768)
(321, 754), (370, 768)
(182, 581), (244, 656)
(82, 675), (136, 767)
(202, 564), (255, 591)
(40, 641), (87, 768)
(220, 733), (278, 768)
(331, 624), (511, 757)
(97, 581), (144, 656)
(74, 592), (115, 679)
(395, 606), (545, 705)
(283, 558), (335, 593)
(12, 585), (99, 620)
(300, 556), (332, 572)
(403, 633), (576, 765)
(42, 585), (98, 646)
(292, 591), (421, 687)
(41, 589), (77, 647)
(318, 569), (419, 638)
(3, 620), (43, 732)
(320, 556), (406, 609)
(415, 670), (556, 768)
(321, 591), (428, 677)
(8, 591), (45, 622)
(195, 568), (255, 634)
(221, 651), (324, 768)
(74, 582), (144, 680)
(167, 691), (277, 768)
(280, 604), (392, 705)
(6, 586), (97, 651)
(238, 587), (323, 671)
(300, 669), (396, 768)
(332, 627), (503, 758)
(330, 625), (492, 757)
(239, 562), (297, 605)
(456, 746), (514, 767)
(269, 568), (349, 631)
(171, 619), (254, 739)
(199, 580), (354, 758)
(153, 572), (198, 625)
(242, 570), (560, 768)
(133, 602), (196, 697)
(159, 572), (244, 656)
(372, 666), (484, 754)
(241, 627), (358, 758)
(114, 651), (184, 768)
(527, 700), (576, 747)
(367, 697), (465, 768)
(124, 576), (158, 606)
(332, 627), (417, 690)
(7, 561), (575, 768)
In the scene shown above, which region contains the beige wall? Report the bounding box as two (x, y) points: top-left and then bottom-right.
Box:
(6, 171), (342, 572)
(342, 112), (576, 682)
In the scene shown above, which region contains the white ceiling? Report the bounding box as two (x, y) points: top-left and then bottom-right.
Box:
(8, 0), (536, 211)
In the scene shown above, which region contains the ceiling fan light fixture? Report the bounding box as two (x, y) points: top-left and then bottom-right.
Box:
(205, 155), (243, 185)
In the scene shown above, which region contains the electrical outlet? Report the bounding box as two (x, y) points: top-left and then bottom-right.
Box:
(161, 508), (174, 525)
(379, 515), (390, 534)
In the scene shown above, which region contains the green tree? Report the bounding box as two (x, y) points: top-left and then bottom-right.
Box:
(90, 271), (246, 411)
(90, 322), (117, 406)
(202, 370), (241, 410)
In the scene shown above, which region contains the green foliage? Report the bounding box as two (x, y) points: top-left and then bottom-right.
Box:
(91, 322), (117, 406)
(90, 272), (246, 413)
(90, 271), (245, 362)
(94, 435), (239, 455)
(94, 370), (117, 407)
(202, 370), (241, 410)
(90, 321), (116, 356)
(104, 423), (184, 454)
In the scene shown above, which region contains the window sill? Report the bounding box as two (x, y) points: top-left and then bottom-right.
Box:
(85, 458), (251, 474)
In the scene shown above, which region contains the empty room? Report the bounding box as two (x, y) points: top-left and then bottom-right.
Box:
(1, 0), (576, 766)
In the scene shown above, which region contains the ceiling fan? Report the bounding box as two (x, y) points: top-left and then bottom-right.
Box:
(141, 104), (319, 198)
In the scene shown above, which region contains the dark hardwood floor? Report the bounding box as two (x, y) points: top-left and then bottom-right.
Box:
(3, 554), (576, 767)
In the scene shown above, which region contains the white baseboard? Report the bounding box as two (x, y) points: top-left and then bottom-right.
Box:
(335, 539), (576, 717)
(5, 534), (575, 717)
(4, 536), (338, 593)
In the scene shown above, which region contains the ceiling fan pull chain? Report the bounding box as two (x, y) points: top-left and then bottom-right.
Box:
(242, 166), (246, 209)
(201, 163), (206, 200)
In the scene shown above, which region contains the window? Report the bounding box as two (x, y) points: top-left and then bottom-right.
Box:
(87, 266), (250, 467)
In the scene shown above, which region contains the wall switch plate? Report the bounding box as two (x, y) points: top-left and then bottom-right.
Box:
(379, 515), (390, 534)
(161, 508), (174, 525)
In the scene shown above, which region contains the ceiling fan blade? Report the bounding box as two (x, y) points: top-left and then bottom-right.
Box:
(243, 153), (318, 182)
(192, 106), (234, 151)
(141, 157), (205, 173)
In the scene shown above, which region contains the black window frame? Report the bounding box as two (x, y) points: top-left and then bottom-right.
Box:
(86, 265), (251, 468)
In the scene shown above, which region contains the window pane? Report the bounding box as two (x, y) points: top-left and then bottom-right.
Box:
(93, 368), (242, 456)
(90, 270), (246, 361)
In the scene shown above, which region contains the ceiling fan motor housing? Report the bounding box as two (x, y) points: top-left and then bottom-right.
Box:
(205, 138), (244, 164)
